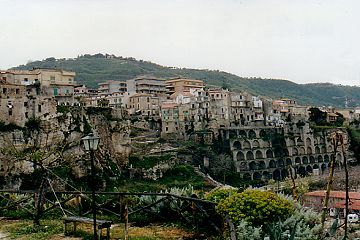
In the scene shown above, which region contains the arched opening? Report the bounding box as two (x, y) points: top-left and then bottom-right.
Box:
(253, 172), (262, 180)
(336, 153), (342, 162)
(295, 157), (301, 165)
(306, 165), (313, 174)
(313, 164), (319, 170)
(306, 137), (312, 146)
(266, 149), (273, 158)
(263, 171), (270, 180)
(246, 151), (254, 160)
(259, 161), (266, 169)
(269, 160), (276, 168)
(293, 148), (298, 156)
(284, 149), (289, 157)
(255, 150), (263, 159)
(243, 140), (251, 149)
(243, 173), (251, 180)
(281, 169), (288, 179)
(248, 130), (257, 139)
(297, 137), (303, 145)
(239, 130), (247, 139)
(249, 161), (257, 170)
(236, 151), (245, 161)
(315, 146), (320, 154)
(286, 158), (292, 166)
(273, 169), (281, 180)
(298, 166), (306, 177)
(233, 141), (241, 150)
(321, 164), (327, 173)
(317, 155), (323, 162)
(288, 138), (295, 146)
(307, 147), (312, 154)
(321, 146), (326, 153)
(302, 156), (309, 164)
(328, 146), (333, 152)
(310, 156), (315, 164)
(259, 129), (267, 139)
(252, 140), (260, 148)
(324, 155), (330, 163)
(299, 147), (306, 155)
(277, 159), (285, 167)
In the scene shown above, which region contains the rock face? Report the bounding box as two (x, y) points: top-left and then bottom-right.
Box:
(0, 107), (132, 187)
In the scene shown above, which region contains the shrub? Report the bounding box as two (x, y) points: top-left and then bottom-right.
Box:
(216, 189), (294, 226)
(205, 187), (238, 203)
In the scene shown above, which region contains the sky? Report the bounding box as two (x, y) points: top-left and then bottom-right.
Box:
(1, 0), (360, 86)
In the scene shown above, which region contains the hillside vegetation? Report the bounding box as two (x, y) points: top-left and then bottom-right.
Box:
(13, 53), (360, 107)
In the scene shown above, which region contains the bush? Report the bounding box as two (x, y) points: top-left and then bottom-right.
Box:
(216, 189), (294, 226)
(205, 187), (238, 203)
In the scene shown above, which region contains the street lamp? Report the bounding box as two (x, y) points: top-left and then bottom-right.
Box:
(82, 133), (100, 240)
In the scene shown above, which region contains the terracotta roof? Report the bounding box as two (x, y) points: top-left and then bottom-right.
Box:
(304, 191), (360, 200)
(334, 200), (360, 210)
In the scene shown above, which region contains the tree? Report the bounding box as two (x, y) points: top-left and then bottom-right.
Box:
(210, 153), (233, 184)
(216, 189), (295, 226)
(309, 107), (327, 126)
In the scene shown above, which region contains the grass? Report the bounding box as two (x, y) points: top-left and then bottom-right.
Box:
(0, 219), (192, 239)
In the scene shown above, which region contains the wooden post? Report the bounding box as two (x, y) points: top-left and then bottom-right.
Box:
(124, 204), (129, 240)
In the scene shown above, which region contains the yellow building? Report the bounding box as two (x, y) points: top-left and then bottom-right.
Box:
(165, 78), (205, 95)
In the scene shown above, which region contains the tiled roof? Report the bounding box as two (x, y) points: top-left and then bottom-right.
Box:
(304, 191), (360, 200)
(334, 200), (360, 210)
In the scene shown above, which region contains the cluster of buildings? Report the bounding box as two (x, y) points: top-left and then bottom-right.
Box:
(0, 68), (359, 181)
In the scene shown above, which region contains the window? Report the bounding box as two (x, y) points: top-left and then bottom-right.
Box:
(38, 105), (42, 113)
(2, 77), (6, 80)
(2, 88), (7, 94)
(9, 109), (12, 116)
(165, 127), (168, 131)
(24, 102), (28, 107)
(16, 88), (20, 94)
(24, 78), (28, 82)
(25, 112), (28, 118)
(50, 76), (55, 81)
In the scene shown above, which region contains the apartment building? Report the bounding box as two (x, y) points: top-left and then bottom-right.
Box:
(165, 78), (205, 95)
(126, 76), (167, 95)
(98, 80), (127, 96)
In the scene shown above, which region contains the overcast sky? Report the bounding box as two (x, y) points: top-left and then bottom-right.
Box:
(1, 0), (360, 86)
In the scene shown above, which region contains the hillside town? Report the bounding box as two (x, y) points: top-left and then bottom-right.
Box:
(1, 68), (360, 239)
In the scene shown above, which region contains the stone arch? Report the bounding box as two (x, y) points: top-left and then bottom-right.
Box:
(295, 157), (301, 165)
(306, 165), (313, 174)
(298, 166), (306, 177)
(307, 147), (313, 154)
(243, 140), (251, 149)
(297, 137), (303, 145)
(269, 160), (276, 168)
(259, 129), (267, 139)
(306, 137), (312, 146)
(321, 163), (327, 172)
(317, 155), (323, 162)
(293, 148), (298, 156)
(239, 130), (247, 138)
(310, 156), (315, 164)
(237, 151), (245, 161)
(263, 171), (270, 180)
(249, 161), (257, 170)
(283, 149), (289, 157)
(336, 153), (342, 162)
(253, 172), (262, 180)
(321, 146), (326, 153)
(281, 169), (288, 179)
(299, 147), (306, 155)
(246, 151), (254, 160)
(286, 158), (292, 166)
(263, 141), (271, 148)
(315, 146), (320, 154)
(273, 169), (281, 180)
(328, 146), (333, 152)
(302, 156), (309, 164)
(243, 173), (251, 180)
(277, 159), (285, 167)
(255, 150), (263, 159)
(248, 130), (257, 138)
(287, 138), (295, 146)
(313, 164), (319, 170)
(266, 149), (273, 158)
(233, 141), (241, 150)
(324, 154), (330, 163)
(258, 161), (266, 169)
(252, 140), (260, 148)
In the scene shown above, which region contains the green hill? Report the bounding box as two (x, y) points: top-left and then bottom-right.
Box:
(12, 54), (360, 107)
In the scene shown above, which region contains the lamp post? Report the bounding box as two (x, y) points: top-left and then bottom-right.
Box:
(82, 133), (100, 240)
